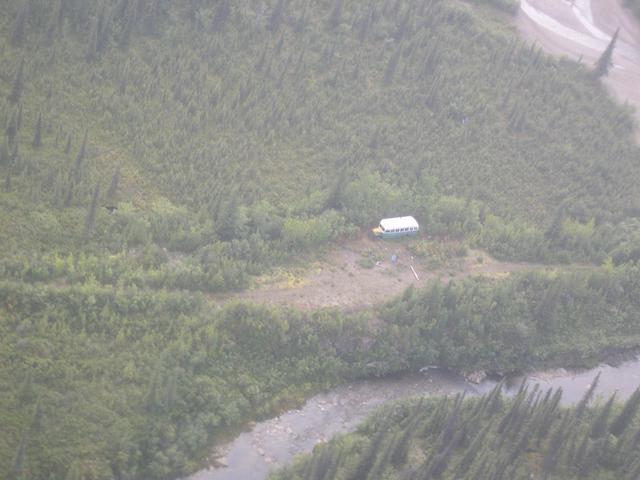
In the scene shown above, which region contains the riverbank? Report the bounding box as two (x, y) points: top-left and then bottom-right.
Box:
(516, 0), (640, 139)
(185, 355), (640, 480)
(5, 260), (640, 480)
(268, 361), (640, 480)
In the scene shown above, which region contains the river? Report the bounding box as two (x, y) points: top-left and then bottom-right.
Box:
(185, 356), (640, 480)
(517, 0), (640, 133)
(185, 0), (640, 476)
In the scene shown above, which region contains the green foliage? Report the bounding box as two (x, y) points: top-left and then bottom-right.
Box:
(271, 384), (640, 480)
(594, 28), (619, 78)
(467, 0), (520, 14)
(2, 0), (640, 479)
(3, 264), (640, 478)
(1, 0), (640, 282)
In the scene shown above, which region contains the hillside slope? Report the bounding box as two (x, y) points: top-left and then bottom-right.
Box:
(4, 1), (640, 479)
(1, 0), (640, 289)
(4, 265), (640, 479)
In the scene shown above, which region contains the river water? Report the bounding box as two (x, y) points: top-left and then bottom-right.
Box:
(186, 356), (640, 480)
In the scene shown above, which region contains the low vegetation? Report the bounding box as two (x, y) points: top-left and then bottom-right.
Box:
(3, 0), (640, 478)
(4, 263), (640, 479)
(2, 0), (640, 296)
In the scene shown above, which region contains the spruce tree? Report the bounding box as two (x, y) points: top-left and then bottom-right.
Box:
(17, 103), (23, 131)
(0, 142), (8, 167)
(47, 0), (65, 41)
(390, 417), (419, 466)
(610, 387), (640, 436)
(327, 0), (344, 30)
(455, 423), (491, 475)
(594, 28), (619, 78)
(33, 397), (44, 431)
(164, 370), (178, 409)
(96, 7), (110, 54)
(64, 134), (72, 155)
(32, 113), (42, 148)
(144, 0), (161, 35)
(8, 59), (25, 104)
(12, 430), (27, 478)
(542, 413), (570, 478)
(384, 46), (402, 85)
(268, 0), (286, 32)
(73, 130), (88, 182)
(348, 426), (387, 480)
(18, 370), (35, 403)
(295, 0), (310, 32)
(106, 166), (121, 202)
(11, 1), (29, 47)
(85, 18), (99, 62)
(64, 181), (74, 207)
(84, 182), (101, 239)
(590, 393), (616, 439)
(574, 373), (600, 421)
(212, 0), (231, 32)
(6, 111), (18, 145)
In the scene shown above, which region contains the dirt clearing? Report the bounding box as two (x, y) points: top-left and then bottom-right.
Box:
(211, 236), (572, 310)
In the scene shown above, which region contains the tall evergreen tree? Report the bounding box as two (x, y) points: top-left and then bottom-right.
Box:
(73, 130), (88, 182)
(96, 6), (111, 53)
(12, 430), (28, 478)
(64, 181), (74, 207)
(6, 110), (19, 145)
(269, 0), (286, 32)
(384, 46), (402, 85)
(33, 397), (44, 432)
(64, 134), (72, 155)
(84, 182), (101, 239)
(18, 370), (35, 403)
(542, 413), (570, 478)
(0, 142), (8, 167)
(11, 1), (29, 47)
(594, 28), (619, 78)
(4, 170), (11, 193)
(32, 113), (42, 148)
(8, 59), (25, 104)
(164, 370), (178, 409)
(574, 373), (600, 421)
(143, 0), (161, 35)
(212, 0), (231, 32)
(590, 393), (616, 439)
(295, 0), (310, 32)
(47, 0), (66, 41)
(106, 166), (121, 202)
(327, 0), (344, 30)
(610, 387), (640, 436)
(85, 18), (99, 62)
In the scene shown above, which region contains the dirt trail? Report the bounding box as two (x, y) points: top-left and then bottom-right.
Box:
(211, 236), (575, 310)
(516, 0), (640, 136)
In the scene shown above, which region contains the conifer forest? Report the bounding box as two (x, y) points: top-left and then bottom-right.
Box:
(271, 382), (640, 480)
(2, 0), (640, 479)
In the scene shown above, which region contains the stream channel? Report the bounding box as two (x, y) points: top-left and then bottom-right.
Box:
(185, 356), (640, 480)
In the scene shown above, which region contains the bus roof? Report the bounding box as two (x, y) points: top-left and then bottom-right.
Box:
(380, 216), (419, 230)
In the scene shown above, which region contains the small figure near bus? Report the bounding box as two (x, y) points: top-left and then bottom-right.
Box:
(372, 216), (419, 239)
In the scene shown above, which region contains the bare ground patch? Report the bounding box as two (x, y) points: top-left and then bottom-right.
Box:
(210, 235), (573, 310)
